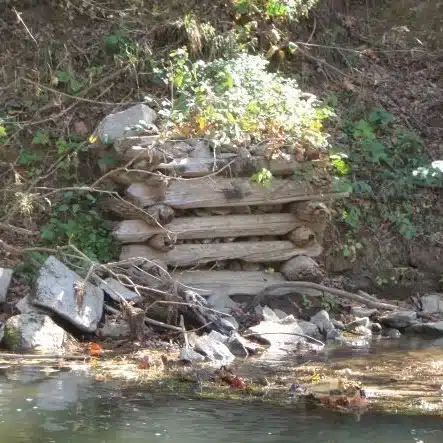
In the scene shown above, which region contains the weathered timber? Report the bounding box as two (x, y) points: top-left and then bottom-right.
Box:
(156, 153), (301, 178)
(120, 241), (322, 267)
(171, 270), (286, 299)
(114, 213), (302, 243)
(126, 178), (347, 209)
(99, 197), (174, 226)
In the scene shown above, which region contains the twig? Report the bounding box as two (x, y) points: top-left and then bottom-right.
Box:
(243, 332), (325, 347)
(0, 222), (38, 236)
(13, 8), (38, 45)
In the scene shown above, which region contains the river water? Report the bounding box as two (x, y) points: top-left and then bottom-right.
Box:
(0, 361), (442, 443)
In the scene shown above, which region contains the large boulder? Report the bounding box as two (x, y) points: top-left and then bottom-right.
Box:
(4, 313), (74, 353)
(32, 256), (104, 333)
(379, 310), (417, 329)
(93, 104), (157, 144)
(420, 293), (443, 314)
(406, 321), (443, 336)
(0, 268), (13, 303)
(280, 255), (323, 282)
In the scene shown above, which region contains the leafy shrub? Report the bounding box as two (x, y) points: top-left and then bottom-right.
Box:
(233, 0), (319, 21)
(158, 49), (332, 149)
(41, 192), (119, 263)
(331, 108), (442, 240)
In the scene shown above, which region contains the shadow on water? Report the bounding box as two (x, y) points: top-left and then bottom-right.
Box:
(0, 351), (442, 442)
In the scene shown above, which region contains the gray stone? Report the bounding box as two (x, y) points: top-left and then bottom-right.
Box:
(93, 104), (157, 144)
(97, 319), (131, 338)
(280, 255), (323, 282)
(16, 296), (38, 314)
(379, 310), (417, 329)
(100, 278), (142, 303)
(0, 268), (13, 303)
(273, 308), (288, 319)
(351, 307), (378, 318)
(32, 256), (104, 333)
(420, 293), (443, 314)
(407, 321), (443, 336)
(310, 310), (335, 336)
(226, 333), (262, 357)
(345, 317), (371, 331)
(332, 319), (345, 330)
(180, 347), (206, 362)
(297, 320), (322, 340)
(262, 306), (281, 322)
(4, 312), (74, 353)
(383, 327), (402, 339)
(207, 294), (238, 313)
(194, 334), (235, 362)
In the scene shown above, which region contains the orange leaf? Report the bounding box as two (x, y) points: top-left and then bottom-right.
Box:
(89, 342), (103, 357)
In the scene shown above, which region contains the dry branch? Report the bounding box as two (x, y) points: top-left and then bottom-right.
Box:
(246, 282), (399, 311)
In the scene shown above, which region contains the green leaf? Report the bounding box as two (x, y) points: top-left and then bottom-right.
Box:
(32, 130), (50, 146)
(0, 125), (7, 137)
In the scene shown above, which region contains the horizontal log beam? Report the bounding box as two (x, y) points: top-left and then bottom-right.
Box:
(172, 270), (286, 299)
(120, 241), (322, 267)
(126, 178), (347, 209)
(114, 213), (302, 243)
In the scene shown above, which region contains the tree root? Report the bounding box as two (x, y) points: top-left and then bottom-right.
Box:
(246, 282), (398, 311)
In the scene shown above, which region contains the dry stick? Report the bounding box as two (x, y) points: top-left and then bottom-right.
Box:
(243, 332), (325, 347)
(13, 8), (38, 45)
(248, 282), (398, 311)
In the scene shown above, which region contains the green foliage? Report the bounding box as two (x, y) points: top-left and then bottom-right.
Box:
(14, 251), (47, 285)
(251, 168), (273, 187)
(41, 191), (119, 263)
(233, 0), (318, 21)
(332, 108), (442, 240)
(159, 49), (332, 149)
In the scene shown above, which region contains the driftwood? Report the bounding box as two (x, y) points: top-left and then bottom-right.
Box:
(120, 241), (323, 267)
(246, 282), (399, 311)
(114, 213), (303, 243)
(172, 270), (286, 299)
(126, 178), (349, 209)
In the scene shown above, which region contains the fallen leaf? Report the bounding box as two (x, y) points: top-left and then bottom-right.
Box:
(89, 342), (103, 357)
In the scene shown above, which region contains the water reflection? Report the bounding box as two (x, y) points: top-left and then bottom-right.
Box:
(0, 369), (440, 442)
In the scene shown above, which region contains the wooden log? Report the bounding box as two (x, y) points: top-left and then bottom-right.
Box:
(126, 177), (347, 209)
(171, 270), (286, 299)
(120, 241), (322, 267)
(114, 213), (303, 243)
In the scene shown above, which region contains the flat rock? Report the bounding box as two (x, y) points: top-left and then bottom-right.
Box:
(262, 306), (281, 322)
(4, 312), (74, 353)
(379, 310), (417, 329)
(32, 256), (104, 333)
(194, 334), (235, 362)
(420, 293), (443, 314)
(93, 104), (157, 144)
(100, 278), (142, 303)
(407, 321), (443, 336)
(0, 268), (13, 303)
(113, 135), (160, 155)
(15, 296), (38, 314)
(280, 255), (323, 282)
(246, 317), (306, 360)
